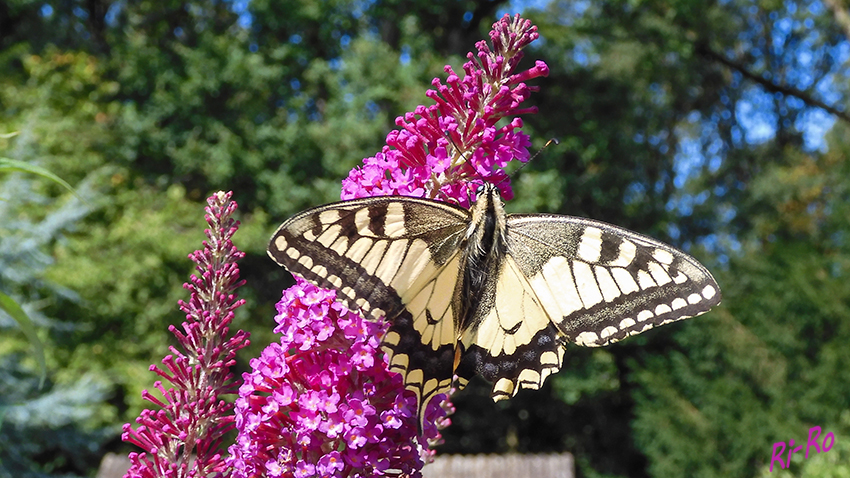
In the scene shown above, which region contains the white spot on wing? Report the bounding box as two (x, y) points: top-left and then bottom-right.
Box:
(529, 273), (564, 321)
(319, 210), (341, 224)
(611, 267), (639, 294)
(540, 350), (560, 367)
(405, 369), (423, 386)
(312, 264), (328, 278)
(574, 261), (603, 307)
(637, 270), (656, 290)
(577, 227), (603, 263)
(330, 236), (349, 255)
(317, 225), (342, 248)
(671, 298), (687, 310)
(346, 237), (373, 262)
(273, 236), (288, 252)
(600, 326), (618, 339)
(361, 240), (388, 275)
(389, 352), (408, 370)
(637, 310), (653, 322)
(540, 256), (583, 317)
(575, 330), (599, 346)
(354, 208), (372, 236)
(493, 378), (515, 399)
(648, 261), (672, 286)
(383, 331), (400, 346)
(619, 318), (636, 328)
(391, 239), (434, 291)
(608, 239), (636, 267)
(652, 248), (675, 265)
(518, 369), (541, 388)
(654, 303), (672, 315)
(687, 293), (702, 305)
(408, 256), (458, 351)
(374, 239), (408, 282)
(383, 202), (407, 238)
(594, 266), (621, 302)
(702, 285), (717, 300)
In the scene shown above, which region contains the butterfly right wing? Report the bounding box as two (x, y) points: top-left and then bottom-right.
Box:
(268, 196), (470, 415)
(458, 212), (721, 402)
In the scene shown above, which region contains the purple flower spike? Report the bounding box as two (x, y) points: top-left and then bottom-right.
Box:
(341, 13), (546, 206)
(122, 191), (251, 478)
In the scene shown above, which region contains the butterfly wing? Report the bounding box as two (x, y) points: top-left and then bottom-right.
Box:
(455, 253), (568, 400)
(268, 196), (470, 414)
(458, 213), (721, 400)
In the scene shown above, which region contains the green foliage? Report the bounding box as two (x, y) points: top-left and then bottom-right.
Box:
(0, 96), (108, 477)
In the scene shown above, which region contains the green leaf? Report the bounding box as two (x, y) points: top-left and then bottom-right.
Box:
(0, 157), (82, 201)
(0, 291), (47, 385)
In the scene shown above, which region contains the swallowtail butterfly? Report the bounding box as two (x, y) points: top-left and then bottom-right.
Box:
(268, 182), (721, 420)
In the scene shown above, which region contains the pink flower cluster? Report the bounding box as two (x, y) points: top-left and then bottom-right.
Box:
(228, 13), (547, 478)
(342, 14), (547, 206)
(227, 279), (446, 477)
(123, 192), (250, 478)
(124, 13), (547, 478)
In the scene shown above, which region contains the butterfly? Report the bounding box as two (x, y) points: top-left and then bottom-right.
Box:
(268, 182), (721, 421)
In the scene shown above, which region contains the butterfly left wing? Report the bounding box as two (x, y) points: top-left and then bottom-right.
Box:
(459, 213), (721, 400)
(268, 196), (470, 416)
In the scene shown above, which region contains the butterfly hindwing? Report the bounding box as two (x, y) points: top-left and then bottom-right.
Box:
(505, 214), (721, 347)
(456, 254), (567, 400)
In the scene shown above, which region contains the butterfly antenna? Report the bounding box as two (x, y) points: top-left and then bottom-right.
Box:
(443, 129), (558, 200)
(493, 138), (560, 190)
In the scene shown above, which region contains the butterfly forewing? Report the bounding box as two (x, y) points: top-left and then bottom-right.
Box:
(504, 214), (721, 347)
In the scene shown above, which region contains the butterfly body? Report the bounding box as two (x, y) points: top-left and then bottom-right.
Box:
(269, 183), (721, 418)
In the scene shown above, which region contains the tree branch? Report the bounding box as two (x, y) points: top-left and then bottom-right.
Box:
(695, 43), (850, 125)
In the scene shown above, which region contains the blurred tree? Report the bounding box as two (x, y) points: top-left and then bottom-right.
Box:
(629, 122), (850, 477)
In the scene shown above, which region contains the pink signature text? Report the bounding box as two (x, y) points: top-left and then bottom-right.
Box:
(770, 426), (835, 472)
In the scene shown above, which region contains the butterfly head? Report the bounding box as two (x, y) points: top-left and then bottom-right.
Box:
(473, 181), (502, 202)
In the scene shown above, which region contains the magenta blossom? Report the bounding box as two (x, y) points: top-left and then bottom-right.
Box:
(116, 13), (552, 478)
(342, 14), (546, 206)
(122, 192), (250, 478)
(229, 14), (547, 478)
(227, 278), (446, 478)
